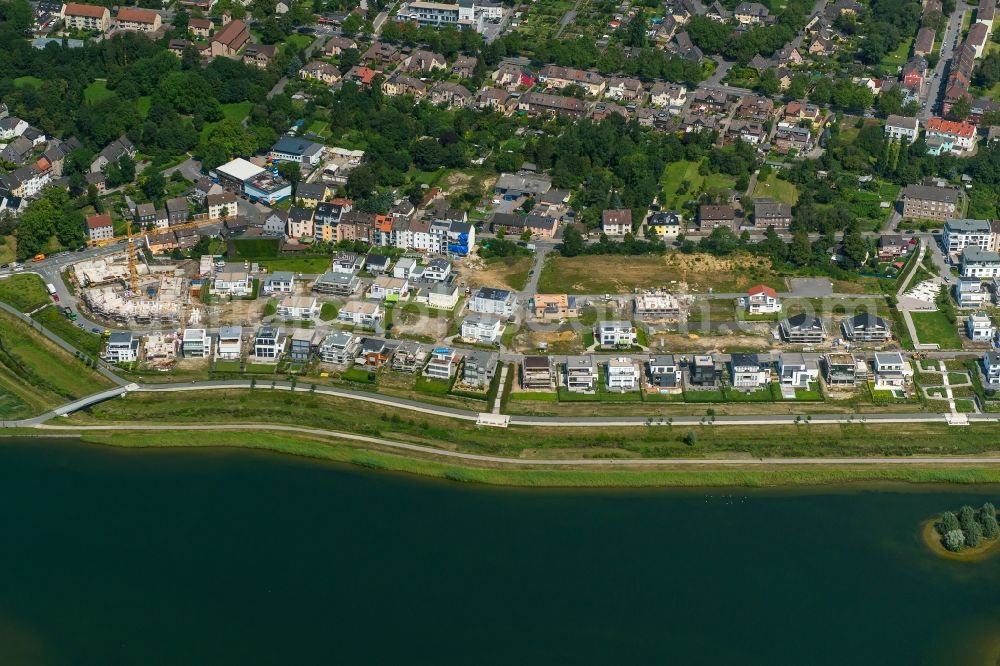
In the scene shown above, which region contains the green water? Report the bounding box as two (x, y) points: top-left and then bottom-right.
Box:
(2, 439), (1000, 665)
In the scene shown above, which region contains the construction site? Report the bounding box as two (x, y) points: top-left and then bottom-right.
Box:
(73, 251), (190, 325)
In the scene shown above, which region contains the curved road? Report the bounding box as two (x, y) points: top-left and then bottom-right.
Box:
(34, 422), (1000, 467)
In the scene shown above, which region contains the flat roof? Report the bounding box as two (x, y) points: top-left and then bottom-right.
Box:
(217, 158), (265, 182)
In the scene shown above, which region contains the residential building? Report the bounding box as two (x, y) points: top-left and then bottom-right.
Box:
(104, 332), (138, 363)
(648, 355), (681, 393)
(688, 354), (718, 387)
(885, 115), (920, 143)
(531, 294), (577, 320)
(403, 49), (447, 73)
(365, 254), (391, 275)
(243, 44), (277, 69)
(424, 347), (458, 380)
(925, 117), (977, 154)
(734, 1), (771, 24)
(461, 313), (503, 344)
(115, 7), (161, 32)
(332, 251), (365, 274)
(215, 326), (243, 360)
(596, 320), (637, 347)
(967, 311), (995, 340)
(414, 283), (460, 310)
(207, 192), (239, 220)
(462, 350), (498, 389)
(841, 313), (890, 342)
(429, 82), (473, 108)
(422, 258), (452, 282)
(262, 271), (295, 294)
(945, 218), (993, 254)
(646, 211), (682, 238)
(253, 326), (286, 360)
(319, 331), (359, 364)
(914, 26), (935, 56)
(605, 77), (643, 102)
(85, 213), (114, 242)
(961, 246), (1000, 278)
(649, 82), (686, 110)
(389, 340), (425, 373)
(729, 353), (771, 389)
(470, 287), (516, 317)
(276, 296), (320, 320)
(606, 357), (639, 391)
(955, 278), (990, 308)
(312, 271), (359, 296)
(900, 184), (961, 221)
(753, 200), (793, 229)
(779, 313), (827, 343)
(213, 269), (253, 297)
(823, 353), (866, 386)
(63, 3), (111, 31)
(778, 352), (819, 388)
(493, 172), (552, 199)
(89, 136), (136, 174)
(872, 352), (911, 391)
(697, 205), (736, 232)
(368, 276), (409, 301)
(517, 92), (588, 118)
(300, 61), (342, 85)
(360, 338), (391, 368)
(877, 234), (916, 261)
(521, 355), (553, 389)
(740, 284), (781, 314)
(181, 329), (212, 358)
(564, 355), (598, 393)
(165, 197), (188, 225)
(601, 209), (633, 235)
(537, 65), (607, 96)
(982, 351), (1000, 388)
(337, 301), (384, 327)
(287, 206), (315, 240)
(322, 35), (356, 56)
(490, 212), (558, 239)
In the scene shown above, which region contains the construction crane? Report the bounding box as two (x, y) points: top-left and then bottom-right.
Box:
(90, 216), (222, 249)
(125, 218), (139, 294)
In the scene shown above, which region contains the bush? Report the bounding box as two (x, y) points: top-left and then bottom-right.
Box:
(982, 503), (999, 539)
(682, 430), (697, 446)
(944, 529), (966, 552)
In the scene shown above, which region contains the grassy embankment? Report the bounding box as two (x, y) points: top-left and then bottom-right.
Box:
(72, 426), (1000, 489)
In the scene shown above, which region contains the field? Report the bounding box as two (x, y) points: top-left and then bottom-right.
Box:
(661, 160), (737, 211)
(753, 173), (799, 205)
(537, 252), (783, 294)
(0, 310), (112, 415)
(461, 254), (533, 292)
(258, 256), (333, 273)
(84, 80), (115, 103)
(911, 310), (963, 349)
(0, 236), (16, 265)
(233, 237), (281, 259)
(0, 274), (53, 312)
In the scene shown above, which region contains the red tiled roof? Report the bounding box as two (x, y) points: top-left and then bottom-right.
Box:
(927, 117), (975, 138)
(117, 7), (158, 23)
(748, 284), (777, 297)
(65, 2), (108, 18)
(86, 213), (113, 229)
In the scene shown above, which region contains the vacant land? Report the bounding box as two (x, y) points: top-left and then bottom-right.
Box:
(461, 254), (533, 291)
(911, 311), (963, 349)
(538, 253), (783, 294)
(0, 274), (52, 312)
(753, 173), (799, 205)
(33, 306), (103, 357)
(661, 160), (737, 211)
(258, 257), (332, 273)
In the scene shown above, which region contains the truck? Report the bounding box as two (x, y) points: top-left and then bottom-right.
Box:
(46, 283), (58, 302)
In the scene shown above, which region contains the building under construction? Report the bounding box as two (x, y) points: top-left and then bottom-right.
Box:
(74, 251), (190, 324)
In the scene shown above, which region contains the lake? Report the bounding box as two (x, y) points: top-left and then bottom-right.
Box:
(1, 438), (999, 665)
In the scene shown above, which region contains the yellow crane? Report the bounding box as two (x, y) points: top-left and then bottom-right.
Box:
(125, 218), (138, 294)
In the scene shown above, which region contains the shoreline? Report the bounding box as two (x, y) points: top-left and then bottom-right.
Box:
(921, 518), (1000, 562)
(12, 426), (1000, 489)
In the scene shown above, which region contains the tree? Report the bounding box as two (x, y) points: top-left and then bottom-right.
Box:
(941, 511), (961, 534)
(277, 161), (302, 196)
(981, 503), (999, 539)
(788, 228), (813, 266)
(966, 520), (984, 549)
(960, 504), (977, 533)
(944, 529), (965, 552)
(682, 430), (697, 446)
(950, 95), (972, 121)
(559, 225), (585, 257)
(140, 165), (166, 202)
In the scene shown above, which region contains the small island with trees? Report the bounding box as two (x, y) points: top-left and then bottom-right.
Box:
(924, 503), (1000, 560)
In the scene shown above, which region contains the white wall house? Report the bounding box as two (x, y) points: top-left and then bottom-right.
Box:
(606, 357), (639, 391)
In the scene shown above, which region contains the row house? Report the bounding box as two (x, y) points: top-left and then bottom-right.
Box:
(62, 3), (111, 31)
(518, 92), (588, 118)
(925, 117), (977, 155)
(537, 65), (606, 96)
(477, 87), (517, 114)
(115, 7), (161, 33)
(300, 61), (341, 85)
(382, 73), (427, 99)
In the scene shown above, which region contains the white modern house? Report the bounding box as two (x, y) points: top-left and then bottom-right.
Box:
(276, 296), (321, 320)
(967, 311), (995, 341)
(606, 357), (639, 391)
(461, 313), (504, 344)
(182, 328), (212, 358)
(470, 287), (516, 317)
(253, 326), (286, 361)
(338, 301), (384, 327)
(872, 352), (912, 391)
(595, 320), (637, 347)
(564, 355), (598, 393)
(216, 326), (243, 360)
(960, 247), (1000, 278)
(729, 353), (771, 389)
(884, 115), (919, 143)
(105, 332), (139, 363)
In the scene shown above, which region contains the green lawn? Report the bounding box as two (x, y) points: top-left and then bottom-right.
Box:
(661, 160), (736, 211)
(258, 256), (332, 273)
(415, 375), (453, 394)
(137, 96), (152, 118)
(753, 173), (799, 205)
(911, 311), (963, 349)
(0, 274), (52, 312)
(881, 37), (913, 68)
(32, 306), (103, 357)
(200, 101), (253, 140)
(342, 367), (377, 383)
(320, 303), (339, 321)
(84, 80), (115, 103)
(13, 76), (43, 89)
(213, 360), (243, 372)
